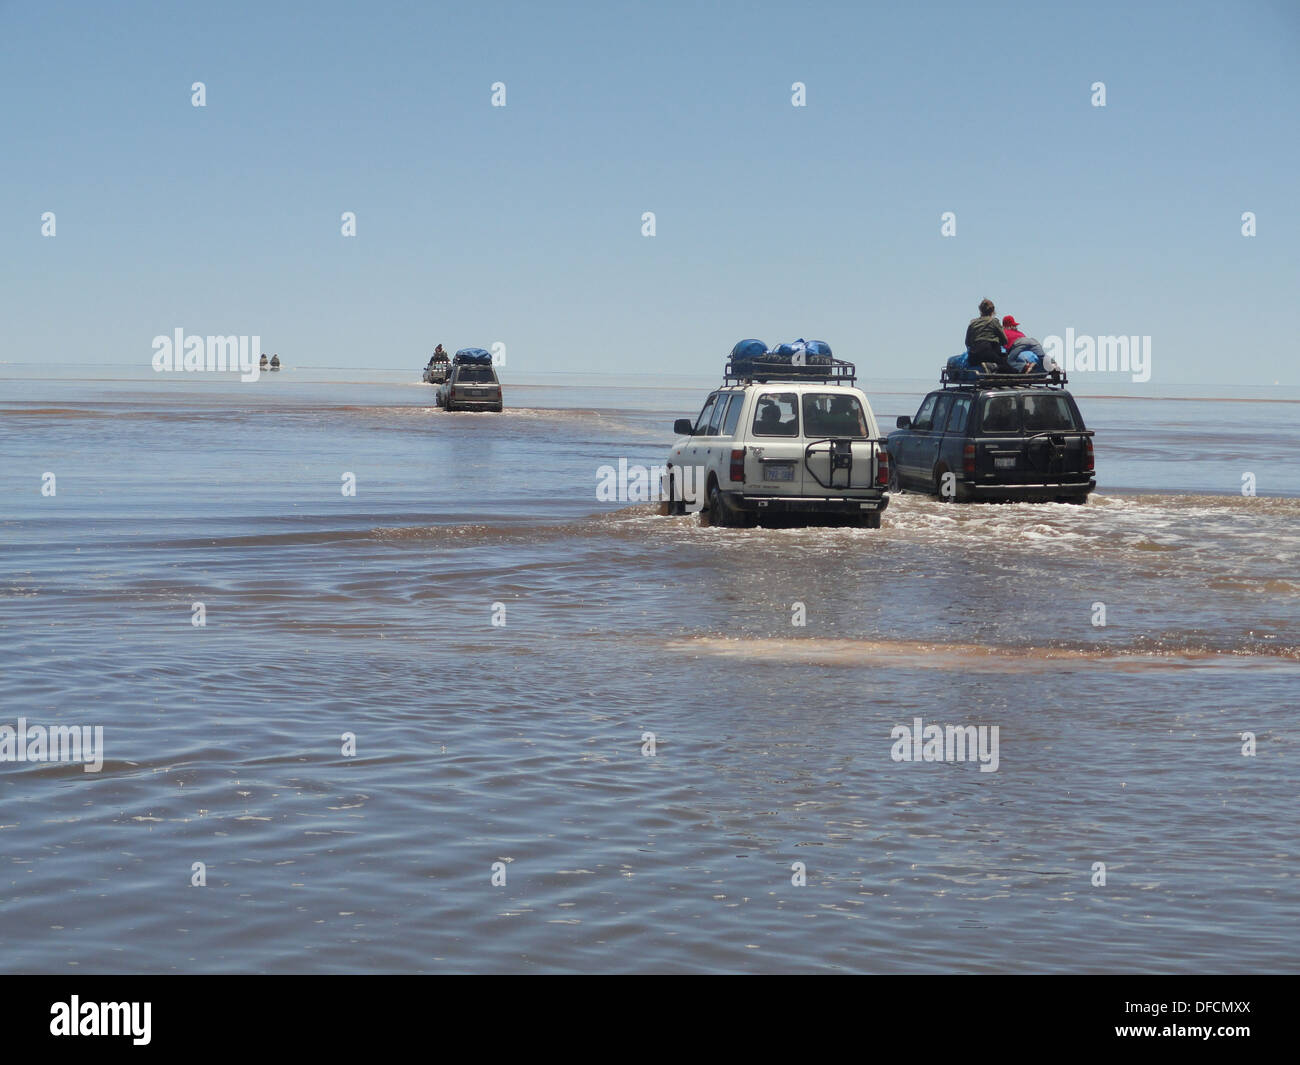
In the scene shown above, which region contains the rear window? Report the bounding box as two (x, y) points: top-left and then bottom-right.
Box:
(981, 393), (1081, 432)
(456, 366), (498, 384)
(1022, 393), (1080, 431)
(801, 393), (870, 438)
(981, 394), (1022, 432)
(752, 392), (799, 437)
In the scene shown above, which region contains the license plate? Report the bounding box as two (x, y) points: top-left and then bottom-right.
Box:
(995, 457), (1016, 469)
(764, 463), (794, 482)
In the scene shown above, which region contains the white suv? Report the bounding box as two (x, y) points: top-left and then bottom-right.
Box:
(663, 358), (890, 527)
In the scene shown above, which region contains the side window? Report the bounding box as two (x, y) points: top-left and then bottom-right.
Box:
(981, 394), (1021, 433)
(752, 392), (799, 437)
(721, 393), (745, 437)
(945, 395), (971, 433)
(929, 394), (954, 432)
(693, 393), (718, 434)
(912, 394), (939, 431)
(707, 393), (732, 435)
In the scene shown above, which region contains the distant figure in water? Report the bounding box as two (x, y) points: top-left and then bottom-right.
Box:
(270, 354), (281, 370)
(965, 299), (1009, 371)
(259, 353), (269, 370)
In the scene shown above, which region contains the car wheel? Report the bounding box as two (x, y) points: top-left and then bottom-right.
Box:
(707, 483), (740, 528)
(860, 510), (882, 529)
(887, 459), (900, 494)
(660, 470), (682, 516)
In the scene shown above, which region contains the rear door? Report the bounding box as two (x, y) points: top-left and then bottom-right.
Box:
(800, 390), (879, 490)
(1020, 392), (1088, 482)
(975, 392), (1025, 479)
(744, 390), (805, 496)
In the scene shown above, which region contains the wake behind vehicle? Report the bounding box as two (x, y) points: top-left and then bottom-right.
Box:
(663, 339), (890, 527)
(435, 348), (503, 412)
(887, 369), (1095, 503)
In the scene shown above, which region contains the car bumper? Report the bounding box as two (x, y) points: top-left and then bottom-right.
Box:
(727, 492), (889, 514)
(964, 479), (1095, 501)
(446, 399), (502, 410)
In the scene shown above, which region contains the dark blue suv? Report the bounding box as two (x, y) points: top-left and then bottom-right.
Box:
(887, 372), (1095, 503)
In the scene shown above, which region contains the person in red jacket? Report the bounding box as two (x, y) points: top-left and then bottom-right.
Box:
(1002, 315), (1026, 348)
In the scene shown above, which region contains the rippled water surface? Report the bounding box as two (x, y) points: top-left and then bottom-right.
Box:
(1, 368), (1297, 973)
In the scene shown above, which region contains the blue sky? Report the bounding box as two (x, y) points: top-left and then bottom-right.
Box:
(3, 0), (1297, 384)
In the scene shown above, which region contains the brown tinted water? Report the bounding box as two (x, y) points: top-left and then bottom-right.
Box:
(1, 369), (1296, 972)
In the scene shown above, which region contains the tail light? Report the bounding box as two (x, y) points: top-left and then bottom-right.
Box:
(448, 387), (456, 400)
(729, 448), (746, 482)
(876, 449), (889, 486)
(1085, 437), (1095, 472)
(964, 444), (976, 476)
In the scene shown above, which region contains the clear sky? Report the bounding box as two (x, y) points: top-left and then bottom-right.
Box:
(3, 0), (1297, 384)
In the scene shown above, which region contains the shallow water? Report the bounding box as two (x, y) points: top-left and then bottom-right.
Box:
(1, 367), (1296, 972)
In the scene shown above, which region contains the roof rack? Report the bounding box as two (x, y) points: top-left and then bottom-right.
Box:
(940, 369), (1068, 390)
(725, 356), (857, 385)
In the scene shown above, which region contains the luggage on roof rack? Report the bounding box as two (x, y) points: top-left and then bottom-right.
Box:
(726, 355), (856, 384)
(766, 338), (833, 363)
(725, 337), (851, 382)
(454, 348), (493, 365)
(731, 339), (768, 360)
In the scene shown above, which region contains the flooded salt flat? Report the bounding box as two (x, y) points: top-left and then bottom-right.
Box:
(0, 369), (1296, 972)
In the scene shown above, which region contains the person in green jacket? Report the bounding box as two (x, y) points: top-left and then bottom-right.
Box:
(965, 299), (1009, 370)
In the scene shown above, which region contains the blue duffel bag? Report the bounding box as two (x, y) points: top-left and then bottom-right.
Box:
(804, 340), (833, 361)
(946, 352), (978, 381)
(454, 348), (493, 365)
(731, 339), (768, 360)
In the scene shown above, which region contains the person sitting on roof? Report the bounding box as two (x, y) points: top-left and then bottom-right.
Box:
(1001, 315), (1037, 373)
(1002, 315), (1026, 349)
(1002, 319), (1060, 375)
(965, 299), (1010, 372)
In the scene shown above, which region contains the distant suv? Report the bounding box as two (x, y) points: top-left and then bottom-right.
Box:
(436, 363), (503, 412)
(664, 356), (889, 527)
(887, 372), (1095, 503)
